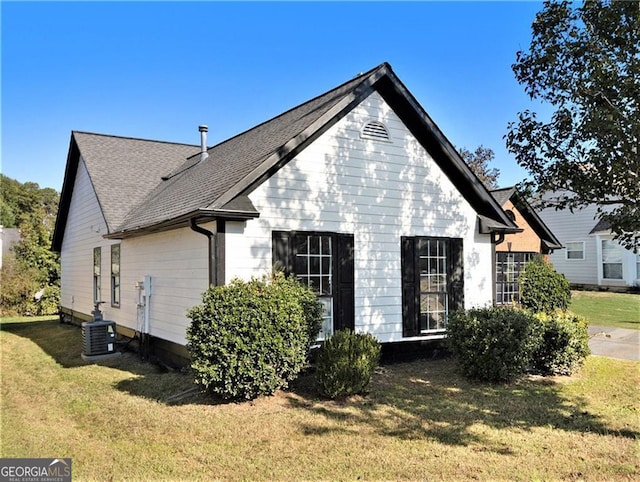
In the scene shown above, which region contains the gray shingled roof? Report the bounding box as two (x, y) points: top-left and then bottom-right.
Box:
(73, 132), (200, 232)
(490, 187), (516, 207)
(115, 65), (382, 234)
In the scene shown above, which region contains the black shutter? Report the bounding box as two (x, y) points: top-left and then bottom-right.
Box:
(401, 236), (420, 337)
(272, 231), (293, 276)
(335, 234), (355, 331)
(449, 238), (464, 312)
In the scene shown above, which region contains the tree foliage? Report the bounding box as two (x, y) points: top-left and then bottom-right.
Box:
(458, 145), (500, 189)
(0, 174), (60, 315)
(506, 0), (640, 250)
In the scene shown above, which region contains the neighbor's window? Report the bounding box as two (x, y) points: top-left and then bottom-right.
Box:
(565, 242), (585, 260)
(93, 247), (101, 303)
(602, 239), (623, 279)
(111, 244), (121, 307)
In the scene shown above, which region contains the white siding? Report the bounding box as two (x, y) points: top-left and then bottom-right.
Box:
(539, 203), (638, 287)
(60, 159), (211, 346)
(118, 226), (210, 345)
(226, 92), (494, 343)
(60, 159), (117, 319)
(539, 203), (600, 285)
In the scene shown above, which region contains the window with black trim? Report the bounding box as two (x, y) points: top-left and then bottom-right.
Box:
(495, 252), (535, 305)
(273, 231), (354, 339)
(111, 244), (121, 307)
(401, 236), (464, 337)
(93, 247), (101, 303)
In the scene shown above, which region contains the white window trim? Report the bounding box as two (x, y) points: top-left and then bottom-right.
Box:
(565, 241), (585, 260)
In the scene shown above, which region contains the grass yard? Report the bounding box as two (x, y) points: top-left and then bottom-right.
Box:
(570, 290), (640, 330)
(1, 317), (639, 481)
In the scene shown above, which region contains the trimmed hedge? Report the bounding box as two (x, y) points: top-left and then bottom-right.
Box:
(519, 256), (571, 314)
(446, 307), (542, 382)
(316, 330), (381, 399)
(532, 310), (590, 375)
(186, 273), (322, 401)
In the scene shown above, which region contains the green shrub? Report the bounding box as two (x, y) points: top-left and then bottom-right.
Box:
(33, 284), (61, 316)
(186, 273), (322, 401)
(316, 330), (381, 399)
(532, 310), (590, 375)
(519, 256), (571, 313)
(446, 307), (542, 383)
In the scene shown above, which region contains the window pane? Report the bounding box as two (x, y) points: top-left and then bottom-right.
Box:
(566, 242), (584, 260)
(321, 237), (331, 255)
(603, 263), (623, 279)
(310, 256), (320, 274)
(321, 256), (331, 276)
(309, 276), (321, 293)
(309, 236), (320, 255)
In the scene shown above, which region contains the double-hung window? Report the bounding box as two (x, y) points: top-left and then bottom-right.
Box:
(401, 236), (464, 337)
(273, 231), (354, 339)
(565, 242), (585, 260)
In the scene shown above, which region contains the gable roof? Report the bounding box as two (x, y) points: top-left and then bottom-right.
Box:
(53, 62), (518, 250)
(52, 133), (200, 251)
(491, 186), (563, 250)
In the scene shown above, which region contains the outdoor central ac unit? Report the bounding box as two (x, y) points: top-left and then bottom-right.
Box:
(82, 320), (117, 356)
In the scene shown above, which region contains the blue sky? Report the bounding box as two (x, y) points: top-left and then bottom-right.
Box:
(2, 1), (547, 191)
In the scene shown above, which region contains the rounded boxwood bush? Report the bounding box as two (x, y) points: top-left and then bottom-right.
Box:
(446, 307), (542, 382)
(519, 256), (571, 314)
(532, 310), (590, 375)
(186, 273), (322, 401)
(316, 330), (381, 399)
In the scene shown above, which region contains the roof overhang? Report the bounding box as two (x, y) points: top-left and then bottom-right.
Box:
(478, 215), (522, 235)
(105, 201), (259, 240)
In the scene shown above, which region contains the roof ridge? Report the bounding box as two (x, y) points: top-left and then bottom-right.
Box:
(72, 130), (200, 148)
(203, 63), (387, 153)
(160, 63), (389, 182)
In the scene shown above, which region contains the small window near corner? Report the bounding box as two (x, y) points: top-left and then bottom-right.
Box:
(565, 241), (584, 260)
(505, 209), (516, 223)
(361, 120), (391, 142)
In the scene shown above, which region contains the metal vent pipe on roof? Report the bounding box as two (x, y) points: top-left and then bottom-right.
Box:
(199, 125), (209, 162)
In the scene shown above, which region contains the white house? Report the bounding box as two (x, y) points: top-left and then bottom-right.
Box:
(538, 202), (639, 289)
(52, 63), (518, 364)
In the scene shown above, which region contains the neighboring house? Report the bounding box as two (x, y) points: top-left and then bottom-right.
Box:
(490, 187), (562, 304)
(0, 226), (21, 269)
(52, 63), (518, 364)
(538, 202), (639, 289)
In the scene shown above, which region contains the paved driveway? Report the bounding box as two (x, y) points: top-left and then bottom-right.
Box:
(588, 325), (639, 361)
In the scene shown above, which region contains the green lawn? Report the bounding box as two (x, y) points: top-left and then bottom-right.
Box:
(570, 290), (640, 330)
(1, 317), (638, 481)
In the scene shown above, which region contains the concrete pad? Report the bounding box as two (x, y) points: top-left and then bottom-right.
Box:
(588, 325), (639, 361)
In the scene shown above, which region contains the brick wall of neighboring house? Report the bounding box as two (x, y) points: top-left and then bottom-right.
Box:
(496, 200), (542, 254)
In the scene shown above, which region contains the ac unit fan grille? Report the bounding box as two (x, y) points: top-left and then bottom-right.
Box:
(82, 321), (117, 356)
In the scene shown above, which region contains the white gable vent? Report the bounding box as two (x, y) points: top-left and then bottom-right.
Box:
(361, 120), (391, 142)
